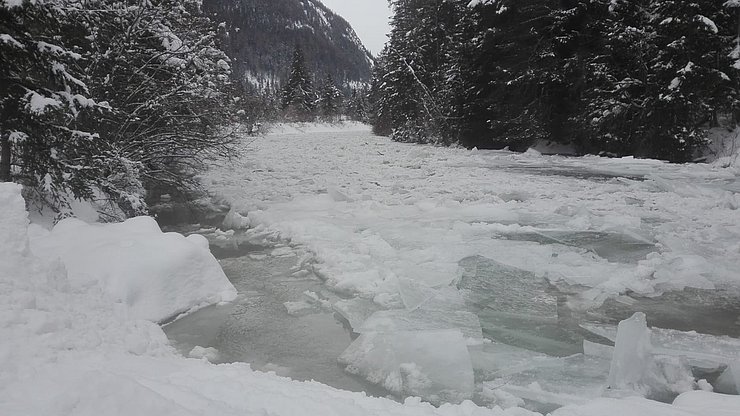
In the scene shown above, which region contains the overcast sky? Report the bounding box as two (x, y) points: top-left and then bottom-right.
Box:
(320, 0), (392, 56)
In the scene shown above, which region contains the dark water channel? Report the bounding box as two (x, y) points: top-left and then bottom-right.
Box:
(162, 226), (388, 396)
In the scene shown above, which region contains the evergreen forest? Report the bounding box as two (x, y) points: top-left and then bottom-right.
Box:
(370, 0), (740, 162)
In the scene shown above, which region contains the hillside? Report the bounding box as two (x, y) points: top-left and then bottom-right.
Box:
(203, 0), (374, 91)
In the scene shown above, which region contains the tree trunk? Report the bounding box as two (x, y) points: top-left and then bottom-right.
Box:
(0, 135), (11, 182)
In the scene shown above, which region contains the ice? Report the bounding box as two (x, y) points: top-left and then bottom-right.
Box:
(468, 342), (551, 380)
(332, 297), (383, 331)
(603, 313), (695, 399)
(608, 312), (653, 391)
(715, 360), (740, 394)
(457, 256), (557, 320)
(338, 329), (475, 404)
(582, 321), (740, 370)
(283, 300), (316, 316)
(189, 346), (220, 362)
(583, 340), (614, 360)
(502, 230), (656, 263)
(396, 278), (466, 311)
(481, 354), (611, 412)
(357, 309), (483, 339)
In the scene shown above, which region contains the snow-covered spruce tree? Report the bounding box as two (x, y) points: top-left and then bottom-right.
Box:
(346, 87), (369, 123)
(317, 72), (342, 122)
(77, 0), (236, 210)
(281, 45), (316, 121)
(459, 0), (554, 149)
(646, 0), (736, 161)
(576, 0), (658, 156)
(727, 0), (740, 124)
(535, 0), (613, 148)
(371, 0), (463, 144)
(0, 0), (114, 214)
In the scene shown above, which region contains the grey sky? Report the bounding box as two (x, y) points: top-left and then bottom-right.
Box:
(320, 0), (392, 56)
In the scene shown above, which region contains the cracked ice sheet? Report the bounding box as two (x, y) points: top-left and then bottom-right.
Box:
(204, 125), (740, 308)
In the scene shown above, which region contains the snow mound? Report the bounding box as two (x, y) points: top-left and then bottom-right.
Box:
(29, 215), (237, 322)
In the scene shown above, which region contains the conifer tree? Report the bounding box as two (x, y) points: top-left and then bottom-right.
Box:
(281, 45), (316, 121)
(317, 73), (342, 122)
(0, 0), (106, 209)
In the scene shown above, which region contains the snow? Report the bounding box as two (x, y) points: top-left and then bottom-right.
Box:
(697, 15), (718, 34)
(0, 182), (538, 416)
(552, 391), (740, 416)
(26, 91), (62, 114)
(28, 215), (237, 322)
(0, 33), (23, 48)
(4, 121), (740, 415)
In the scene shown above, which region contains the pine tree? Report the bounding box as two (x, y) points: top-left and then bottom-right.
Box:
(281, 45), (316, 121)
(347, 88), (370, 123)
(460, 0), (554, 149)
(317, 73), (342, 122)
(579, 0), (657, 155)
(0, 0), (106, 210)
(1, 0), (238, 217)
(647, 0), (735, 160)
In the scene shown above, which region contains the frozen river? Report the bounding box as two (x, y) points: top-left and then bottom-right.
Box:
(166, 123), (740, 412)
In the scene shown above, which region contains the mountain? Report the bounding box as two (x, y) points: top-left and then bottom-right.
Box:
(203, 0), (374, 91)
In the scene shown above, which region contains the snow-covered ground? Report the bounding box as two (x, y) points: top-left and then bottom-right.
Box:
(2, 123), (740, 415)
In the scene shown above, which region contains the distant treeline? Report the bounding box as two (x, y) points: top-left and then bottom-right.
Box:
(370, 0), (740, 161)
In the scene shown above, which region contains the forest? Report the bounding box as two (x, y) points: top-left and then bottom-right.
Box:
(0, 0), (368, 220)
(370, 0), (740, 162)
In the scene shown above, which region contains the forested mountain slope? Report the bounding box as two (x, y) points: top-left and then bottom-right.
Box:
(203, 0), (374, 91)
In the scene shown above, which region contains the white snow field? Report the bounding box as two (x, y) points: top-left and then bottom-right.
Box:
(2, 122), (739, 415)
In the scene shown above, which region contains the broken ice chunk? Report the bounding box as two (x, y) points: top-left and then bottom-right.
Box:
(482, 354), (611, 412)
(357, 309), (483, 340)
(283, 301), (315, 316)
(715, 360), (740, 394)
(581, 321), (740, 370)
(332, 297), (383, 331)
(607, 312), (653, 390)
(338, 329), (474, 404)
(458, 256), (557, 319)
(338, 331), (401, 393)
(583, 340), (614, 360)
(605, 313), (695, 399)
(188, 346), (219, 362)
(468, 342), (552, 381)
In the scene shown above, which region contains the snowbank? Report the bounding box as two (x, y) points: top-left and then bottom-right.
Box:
(0, 182), (537, 416)
(28, 215), (236, 322)
(552, 391), (740, 416)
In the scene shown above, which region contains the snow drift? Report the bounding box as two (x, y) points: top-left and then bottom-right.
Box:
(28, 215), (236, 322)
